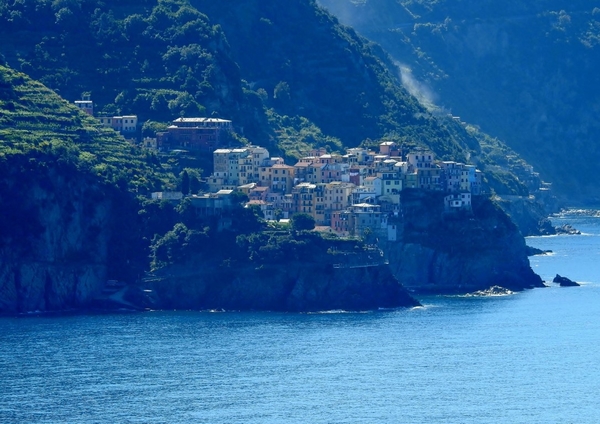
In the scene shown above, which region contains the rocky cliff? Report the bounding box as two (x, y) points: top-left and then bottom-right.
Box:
(146, 259), (419, 312)
(144, 191), (543, 310)
(384, 190), (544, 294)
(0, 158), (114, 314)
(494, 195), (557, 236)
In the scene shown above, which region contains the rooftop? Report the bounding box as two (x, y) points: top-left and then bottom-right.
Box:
(173, 117), (231, 123)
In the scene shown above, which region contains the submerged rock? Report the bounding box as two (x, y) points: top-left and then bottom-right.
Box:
(553, 274), (580, 287)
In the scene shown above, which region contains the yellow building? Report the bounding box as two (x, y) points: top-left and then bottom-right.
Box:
(323, 182), (355, 225)
(270, 164), (296, 194)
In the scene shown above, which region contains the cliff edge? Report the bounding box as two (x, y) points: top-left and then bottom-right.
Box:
(384, 190), (544, 294)
(0, 158), (112, 313)
(147, 260), (419, 312)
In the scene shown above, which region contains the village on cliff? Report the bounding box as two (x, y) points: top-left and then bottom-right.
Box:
(76, 99), (487, 242)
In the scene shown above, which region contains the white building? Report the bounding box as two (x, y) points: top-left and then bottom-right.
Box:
(74, 100), (93, 116)
(444, 192), (472, 212)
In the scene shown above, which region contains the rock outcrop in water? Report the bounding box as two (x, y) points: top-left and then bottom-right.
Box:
(553, 274), (580, 287)
(383, 190), (544, 294)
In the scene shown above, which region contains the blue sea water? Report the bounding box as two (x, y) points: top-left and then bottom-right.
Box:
(1, 212), (600, 423)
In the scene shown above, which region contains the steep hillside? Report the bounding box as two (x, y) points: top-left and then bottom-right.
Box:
(0, 0), (253, 133)
(0, 0), (521, 173)
(0, 64), (171, 312)
(319, 0), (600, 202)
(0, 64), (168, 191)
(191, 0), (481, 159)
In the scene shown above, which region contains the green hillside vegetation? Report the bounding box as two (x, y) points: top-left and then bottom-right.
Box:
(319, 0), (600, 201)
(0, 0), (276, 148)
(0, 0), (241, 120)
(0, 64), (169, 192)
(0, 0), (523, 177)
(191, 0), (483, 160)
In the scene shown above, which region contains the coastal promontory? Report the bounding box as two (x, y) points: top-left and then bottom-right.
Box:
(384, 190), (544, 294)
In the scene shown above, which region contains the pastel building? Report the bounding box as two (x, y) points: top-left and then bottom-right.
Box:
(98, 115), (138, 134)
(323, 182), (355, 225)
(270, 164), (296, 193)
(407, 150), (435, 171)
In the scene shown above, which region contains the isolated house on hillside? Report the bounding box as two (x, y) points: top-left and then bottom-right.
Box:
(98, 115), (138, 135)
(444, 192), (472, 213)
(157, 117), (232, 151)
(74, 98), (93, 116)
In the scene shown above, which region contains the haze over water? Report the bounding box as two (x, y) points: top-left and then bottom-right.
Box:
(1, 212), (599, 423)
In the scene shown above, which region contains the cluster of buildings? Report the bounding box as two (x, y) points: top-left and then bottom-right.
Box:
(74, 100), (234, 152)
(74, 96), (138, 136)
(71, 100), (489, 240)
(192, 141), (483, 240)
(68, 100), (546, 240)
(71, 101), (486, 239)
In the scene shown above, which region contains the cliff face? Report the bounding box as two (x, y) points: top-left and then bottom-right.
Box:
(384, 191), (544, 294)
(147, 261), (419, 312)
(0, 161), (113, 314)
(494, 196), (556, 236)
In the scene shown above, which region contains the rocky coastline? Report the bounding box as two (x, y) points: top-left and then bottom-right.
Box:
(140, 191), (544, 310)
(145, 261), (420, 312)
(383, 191), (544, 294)
(0, 176), (544, 314)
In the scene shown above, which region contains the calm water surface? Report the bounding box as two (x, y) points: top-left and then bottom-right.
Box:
(1, 212), (600, 423)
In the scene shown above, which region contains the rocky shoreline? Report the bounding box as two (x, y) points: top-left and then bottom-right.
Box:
(0, 182), (545, 314)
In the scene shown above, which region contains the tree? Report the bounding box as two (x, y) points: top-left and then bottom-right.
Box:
(180, 170), (189, 195)
(274, 208), (284, 221)
(189, 173), (201, 194)
(230, 190), (249, 206)
(181, 167), (202, 194)
(291, 213), (315, 231)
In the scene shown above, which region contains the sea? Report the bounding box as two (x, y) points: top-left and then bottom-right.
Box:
(1, 211), (600, 424)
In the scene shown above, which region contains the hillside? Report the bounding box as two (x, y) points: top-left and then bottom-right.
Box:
(0, 0), (253, 133)
(191, 0), (474, 157)
(0, 64), (177, 312)
(0, 64), (420, 313)
(0, 5), (546, 311)
(319, 0), (600, 202)
(0, 0), (534, 190)
(0, 64), (168, 192)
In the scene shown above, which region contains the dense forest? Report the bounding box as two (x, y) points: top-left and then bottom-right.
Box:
(319, 0), (600, 202)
